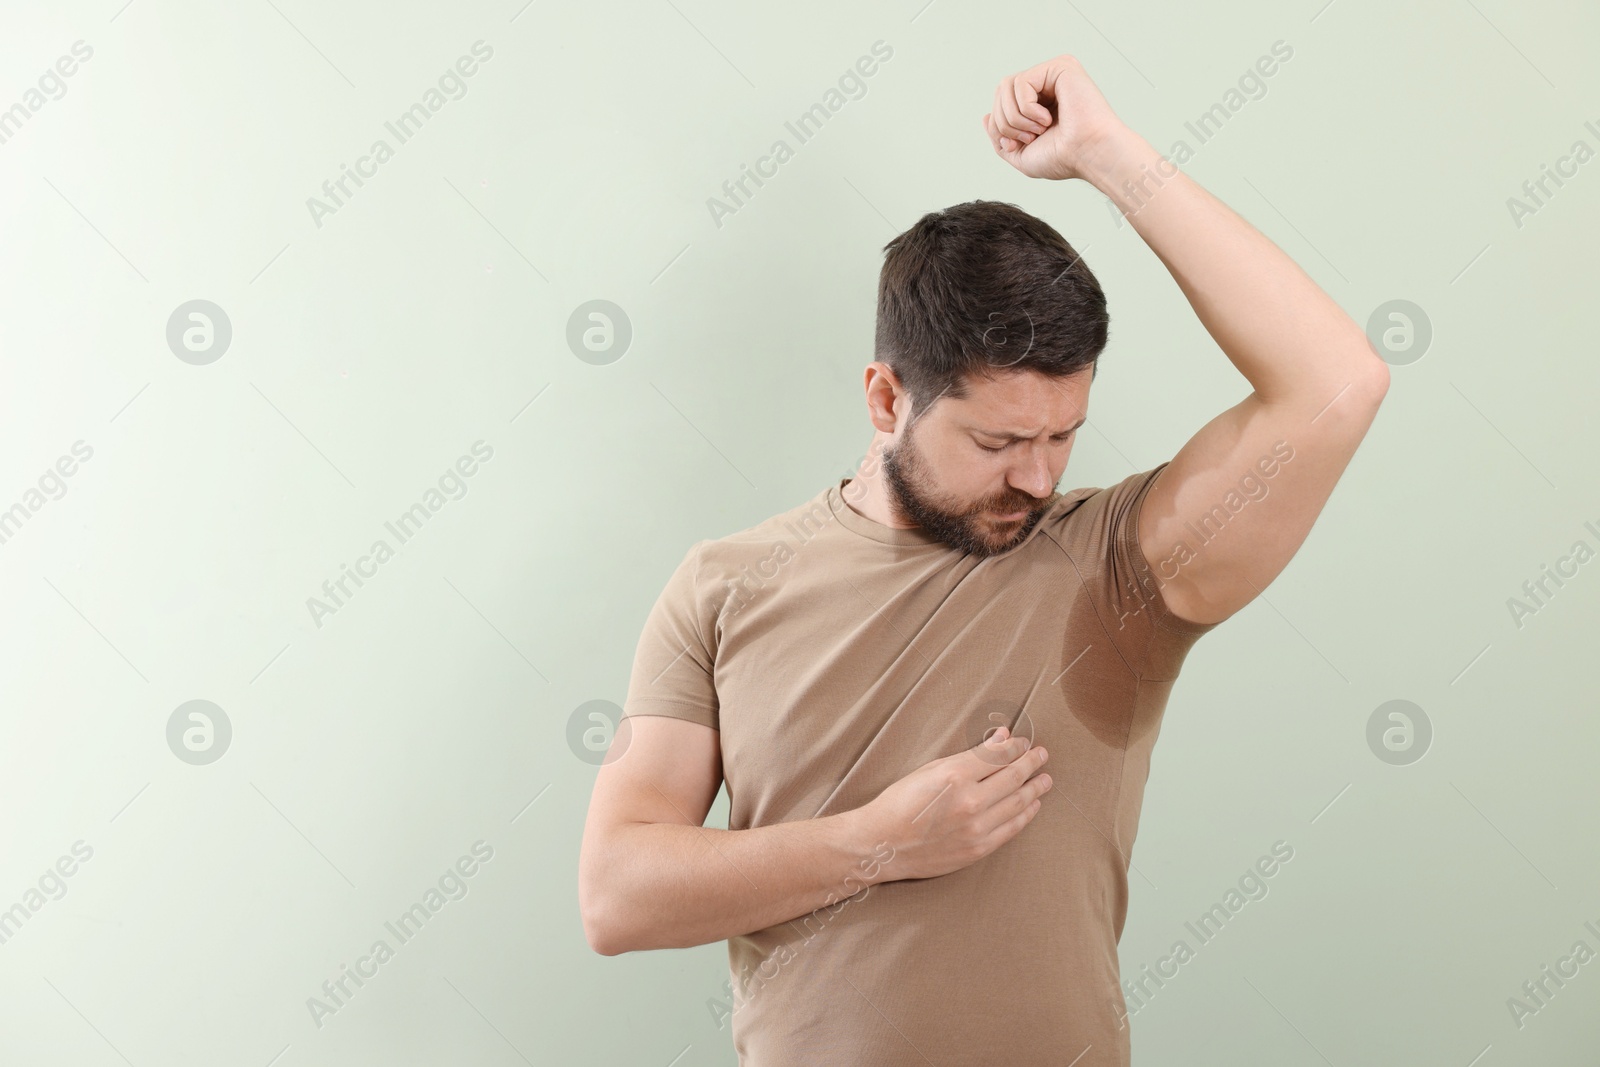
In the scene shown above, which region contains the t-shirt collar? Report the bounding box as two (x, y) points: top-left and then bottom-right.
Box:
(827, 478), (952, 548)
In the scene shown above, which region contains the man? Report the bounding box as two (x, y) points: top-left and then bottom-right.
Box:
(579, 53), (1388, 1065)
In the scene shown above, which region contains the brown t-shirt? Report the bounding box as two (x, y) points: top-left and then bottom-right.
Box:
(623, 463), (1220, 1065)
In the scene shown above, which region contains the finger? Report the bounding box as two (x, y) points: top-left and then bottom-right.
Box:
(1015, 74), (1053, 129)
(976, 728), (1030, 762)
(966, 748), (1043, 806)
(980, 111), (1003, 154)
(963, 728), (1031, 776)
(974, 763), (1053, 834)
(992, 81), (1037, 145)
(980, 790), (1044, 843)
(981, 113), (1022, 160)
(1000, 76), (1046, 138)
(974, 745), (1049, 807)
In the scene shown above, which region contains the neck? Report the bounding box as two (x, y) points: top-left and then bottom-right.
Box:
(844, 433), (915, 529)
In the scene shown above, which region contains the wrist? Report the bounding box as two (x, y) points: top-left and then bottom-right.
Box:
(830, 808), (895, 889)
(1074, 125), (1158, 192)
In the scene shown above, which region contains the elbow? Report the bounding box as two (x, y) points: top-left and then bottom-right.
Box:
(583, 912), (625, 957)
(578, 846), (636, 957)
(1311, 342), (1389, 417)
(578, 872), (624, 956)
(1363, 358), (1390, 404)
(580, 891), (630, 957)
(1355, 336), (1392, 403)
(581, 881), (679, 956)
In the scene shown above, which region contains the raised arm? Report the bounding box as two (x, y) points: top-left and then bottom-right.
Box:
(984, 54), (1389, 626)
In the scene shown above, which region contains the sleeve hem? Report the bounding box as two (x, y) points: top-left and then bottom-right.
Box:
(1125, 463), (1223, 639)
(624, 701), (720, 731)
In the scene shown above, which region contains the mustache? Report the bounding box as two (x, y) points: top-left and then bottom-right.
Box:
(982, 492), (1060, 514)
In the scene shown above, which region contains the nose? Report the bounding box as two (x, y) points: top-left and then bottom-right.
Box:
(1008, 448), (1056, 501)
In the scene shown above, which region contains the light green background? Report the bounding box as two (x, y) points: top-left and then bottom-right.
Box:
(1, 0), (1597, 1063)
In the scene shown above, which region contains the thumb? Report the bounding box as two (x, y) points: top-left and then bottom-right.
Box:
(982, 113), (1023, 158)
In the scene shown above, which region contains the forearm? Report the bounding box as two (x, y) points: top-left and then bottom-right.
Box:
(1080, 127), (1385, 403)
(588, 810), (892, 954)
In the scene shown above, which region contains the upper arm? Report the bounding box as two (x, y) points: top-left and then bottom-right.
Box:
(578, 714), (723, 951)
(585, 714), (723, 834)
(581, 535), (724, 950)
(1138, 363), (1390, 626)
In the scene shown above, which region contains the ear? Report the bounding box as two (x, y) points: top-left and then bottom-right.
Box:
(863, 362), (905, 435)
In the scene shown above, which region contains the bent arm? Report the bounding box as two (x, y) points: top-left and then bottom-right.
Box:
(578, 714), (886, 955)
(1082, 126), (1389, 625)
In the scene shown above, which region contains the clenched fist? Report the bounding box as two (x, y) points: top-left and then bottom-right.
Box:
(981, 54), (1128, 181)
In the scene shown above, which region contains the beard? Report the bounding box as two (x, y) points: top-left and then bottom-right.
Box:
(879, 418), (1060, 558)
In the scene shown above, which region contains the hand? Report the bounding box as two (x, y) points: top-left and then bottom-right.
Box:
(853, 726), (1052, 882)
(981, 54), (1127, 181)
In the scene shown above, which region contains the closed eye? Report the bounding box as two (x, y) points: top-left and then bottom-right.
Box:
(976, 431), (1075, 453)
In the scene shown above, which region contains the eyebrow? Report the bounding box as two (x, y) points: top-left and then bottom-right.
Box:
(970, 415), (1088, 442)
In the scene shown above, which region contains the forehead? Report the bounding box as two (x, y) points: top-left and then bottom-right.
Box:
(940, 368), (1091, 426)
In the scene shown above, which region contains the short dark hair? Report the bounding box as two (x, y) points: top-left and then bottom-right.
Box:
(873, 199), (1107, 422)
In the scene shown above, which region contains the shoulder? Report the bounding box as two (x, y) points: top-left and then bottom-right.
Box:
(1034, 464), (1168, 562)
(688, 485), (841, 608)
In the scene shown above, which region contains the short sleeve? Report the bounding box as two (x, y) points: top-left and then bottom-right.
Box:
(1051, 462), (1221, 681)
(622, 539), (720, 731)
